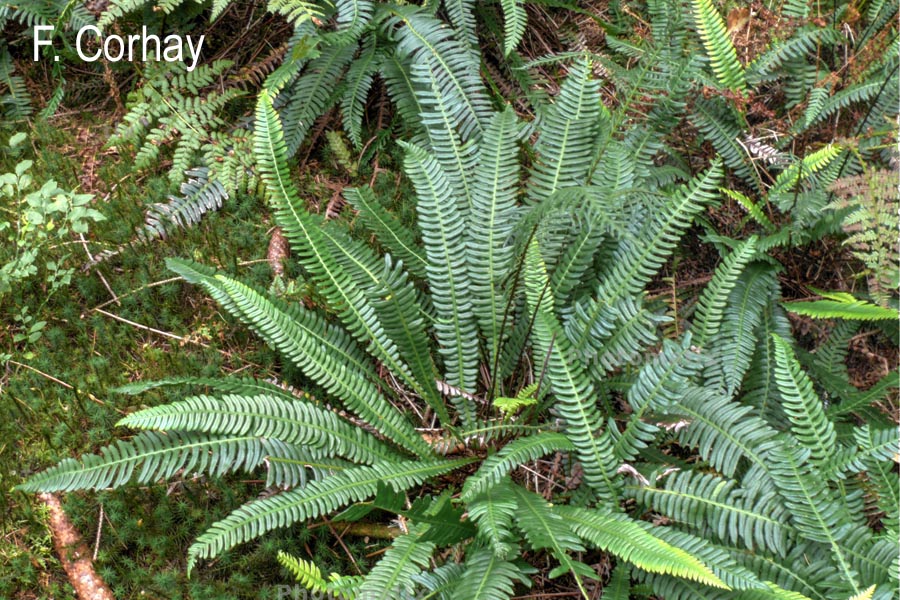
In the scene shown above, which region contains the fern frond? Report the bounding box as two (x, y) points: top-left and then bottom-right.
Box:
(613, 336), (702, 462)
(142, 167), (228, 240)
(510, 485), (594, 596)
(467, 478), (518, 559)
(500, 0), (527, 57)
(674, 387), (780, 483)
(451, 548), (530, 600)
(255, 93), (430, 427)
(524, 240), (621, 501)
(782, 294), (896, 321)
(167, 258), (432, 457)
(402, 141), (480, 414)
(117, 394), (399, 464)
(461, 432), (574, 501)
(628, 470), (791, 556)
(412, 60), (479, 212)
(769, 443), (863, 594)
(557, 505), (728, 588)
(641, 526), (768, 593)
(344, 186), (428, 278)
(593, 160), (723, 304)
(340, 34), (380, 148)
(690, 236), (759, 348)
(358, 522), (436, 599)
(467, 107), (523, 367)
(691, 0), (746, 90)
(769, 144), (842, 198)
(186, 458), (470, 573)
(0, 47), (31, 120)
(444, 0), (477, 48)
(391, 7), (491, 142)
(18, 432), (270, 493)
(527, 57), (604, 204)
(772, 335), (837, 467)
(280, 42), (356, 156)
(713, 264), (779, 396)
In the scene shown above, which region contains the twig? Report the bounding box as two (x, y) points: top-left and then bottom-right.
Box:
(8, 360), (73, 389)
(92, 504), (104, 561)
(94, 308), (195, 344)
(78, 233), (120, 307)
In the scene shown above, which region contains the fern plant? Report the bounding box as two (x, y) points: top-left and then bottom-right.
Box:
(20, 11), (899, 600)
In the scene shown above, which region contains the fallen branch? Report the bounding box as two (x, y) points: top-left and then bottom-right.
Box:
(37, 493), (115, 600)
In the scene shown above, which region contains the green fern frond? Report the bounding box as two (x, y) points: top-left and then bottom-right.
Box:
(772, 335), (837, 467)
(402, 141), (480, 412)
(468, 107), (523, 367)
(18, 432), (270, 493)
(113, 375), (303, 403)
(358, 522), (436, 599)
(468, 483), (518, 561)
(691, 236), (759, 348)
(524, 240), (621, 501)
(117, 394), (399, 464)
(674, 387), (780, 482)
(782, 293), (896, 321)
(511, 485), (594, 597)
(613, 336), (701, 462)
(281, 41), (357, 155)
(390, 7), (491, 142)
(527, 57), (605, 204)
(628, 470), (791, 556)
(255, 93), (431, 421)
(557, 505), (729, 588)
(142, 167), (228, 240)
(0, 47), (31, 120)
(412, 60), (479, 213)
(444, 0), (477, 48)
(769, 144), (842, 198)
(690, 0), (745, 90)
(712, 264), (779, 396)
(451, 548), (531, 600)
(187, 458), (470, 573)
(594, 159), (723, 304)
(500, 0), (527, 57)
(277, 552), (331, 595)
(167, 258), (432, 457)
(461, 432), (574, 501)
(769, 443), (863, 594)
(344, 186), (428, 278)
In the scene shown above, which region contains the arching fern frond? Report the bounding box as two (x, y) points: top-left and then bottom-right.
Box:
(402, 141), (480, 411)
(461, 432), (574, 501)
(186, 458), (470, 573)
(451, 548), (531, 600)
(117, 394), (399, 464)
(510, 485), (594, 596)
(467, 478), (518, 559)
(628, 470), (791, 556)
(523, 240), (621, 501)
(772, 335), (837, 468)
(358, 523), (436, 599)
(690, 236), (759, 348)
(527, 57), (605, 204)
(19, 432), (271, 493)
(593, 159), (723, 304)
(167, 258), (432, 457)
(690, 0), (746, 90)
(557, 505), (728, 588)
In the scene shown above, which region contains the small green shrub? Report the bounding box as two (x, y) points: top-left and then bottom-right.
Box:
(0, 132), (104, 360)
